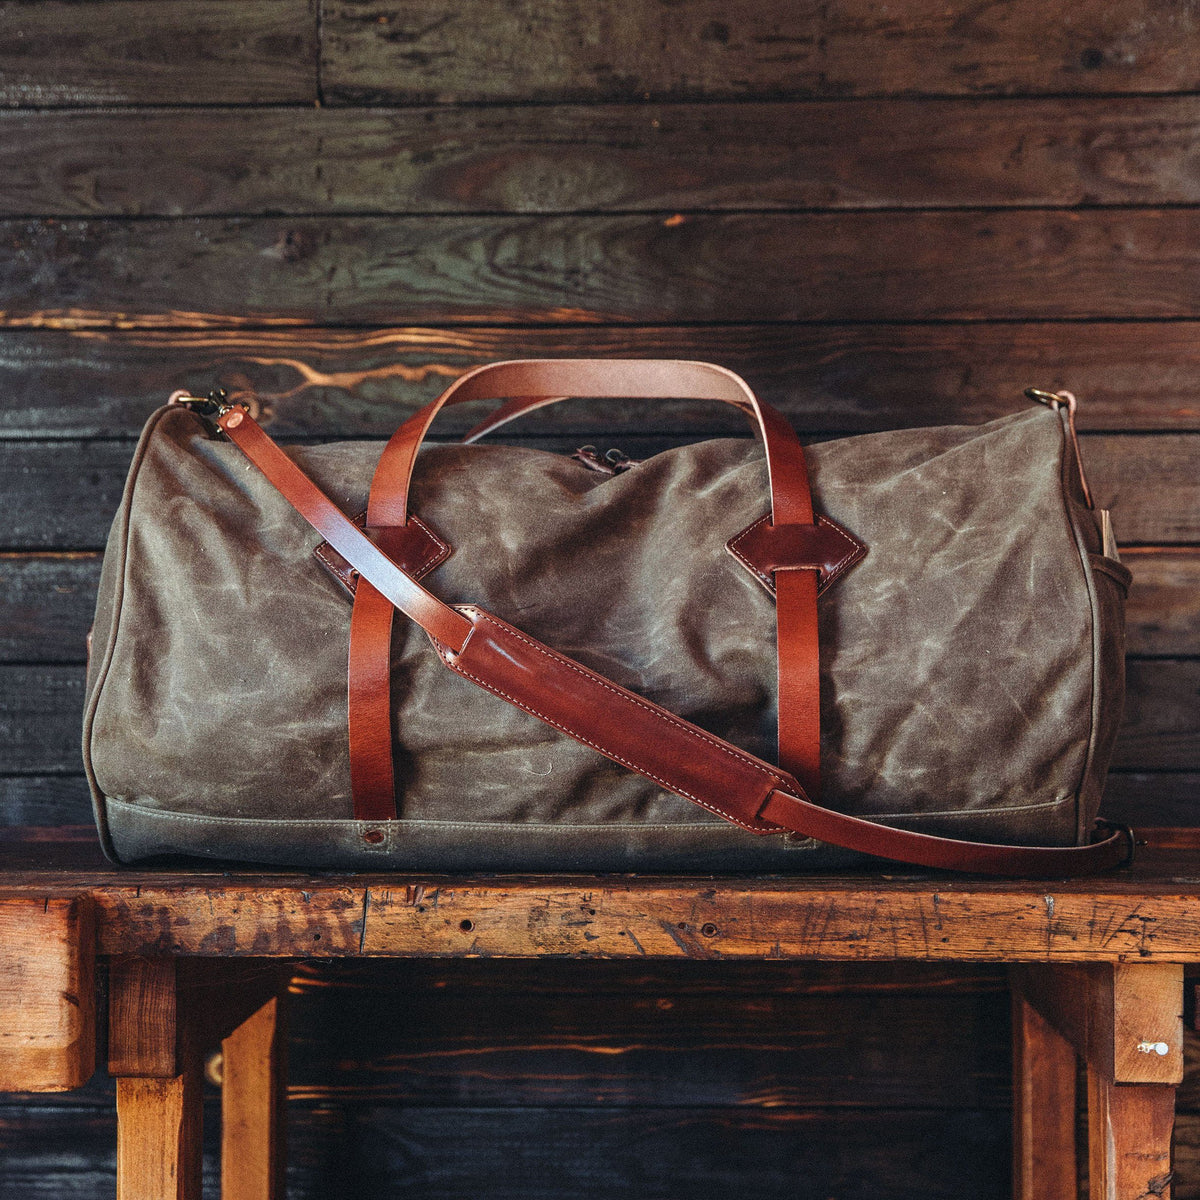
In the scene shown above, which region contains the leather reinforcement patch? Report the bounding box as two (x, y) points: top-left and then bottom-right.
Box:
(314, 512), (451, 598)
(727, 512), (867, 597)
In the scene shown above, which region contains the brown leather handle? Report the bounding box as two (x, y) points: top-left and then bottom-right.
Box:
(364, 360), (814, 528)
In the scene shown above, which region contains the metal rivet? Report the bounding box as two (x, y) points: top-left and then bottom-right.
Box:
(362, 828), (384, 845)
(225, 410), (244, 429)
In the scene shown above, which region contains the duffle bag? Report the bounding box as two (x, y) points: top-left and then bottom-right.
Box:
(82, 359), (1133, 876)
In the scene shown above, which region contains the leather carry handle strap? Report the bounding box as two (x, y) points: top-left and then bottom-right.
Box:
(364, 359), (814, 528)
(214, 407), (1129, 878)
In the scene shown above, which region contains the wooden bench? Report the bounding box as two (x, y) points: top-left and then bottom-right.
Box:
(0, 826), (1194, 1200)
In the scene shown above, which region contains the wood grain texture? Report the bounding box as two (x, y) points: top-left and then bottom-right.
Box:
(107, 958), (178, 1079)
(1088, 1072), (1176, 1200)
(0, 1101), (1011, 1200)
(0, 1), (317, 107)
(322, 0), (1200, 103)
(1011, 987), (1077, 1200)
(115, 1074), (202, 1200)
(1014, 963), (1184, 1085)
(1, 849), (1186, 960)
(1113, 660), (1200, 771)
(0, 778), (94, 827)
(0, 554), (101, 662)
(7, 211), (1200, 327)
(300, 1104), (1011, 1199)
(0, 895), (93, 1092)
(1102, 773), (1200, 828)
(4, 322), (1200, 439)
(286, 967), (1011, 1107)
(221, 995), (287, 1200)
(1124, 549), (1200, 657)
(7, 97), (1200, 217)
(0, 435), (1195, 550)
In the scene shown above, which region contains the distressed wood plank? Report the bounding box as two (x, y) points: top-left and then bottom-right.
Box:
(1124, 549), (1200, 657)
(0, 554), (101, 662)
(0, 1102), (1010, 1199)
(0, 778), (94, 827)
(353, 880), (1200, 962)
(8, 97), (1200, 217)
(1113, 660), (1200, 771)
(4, 322), (1200, 440)
(115, 1074), (202, 1200)
(1013, 963), (1184, 1085)
(0, 435), (1195, 550)
(5, 654), (1197, 777)
(323, 0), (1200, 103)
(93, 885), (368, 958)
(1088, 1073), (1176, 1200)
(0, 895), (94, 1092)
(0, 665), (85, 773)
(0, 835), (1197, 960)
(311, 1104), (1010, 1198)
(6, 211), (1200, 328)
(1011, 983), (1077, 1200)
(0, 1), (317, 107)
(221, 994), (288, 1200)
(286, 965), (1010, 1107)
(108, 958), (179, 1079)
(1102, 773), (1200, 829)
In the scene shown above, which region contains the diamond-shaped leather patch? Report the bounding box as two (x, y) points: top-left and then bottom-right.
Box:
(727, 512), (866, 597)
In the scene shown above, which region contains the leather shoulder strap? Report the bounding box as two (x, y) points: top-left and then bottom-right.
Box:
(214, 408), (1130, 878)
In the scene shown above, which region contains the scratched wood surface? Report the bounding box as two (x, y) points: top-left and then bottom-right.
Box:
(1, 0), (1198, 1196)
(9, 211), (1200, 326)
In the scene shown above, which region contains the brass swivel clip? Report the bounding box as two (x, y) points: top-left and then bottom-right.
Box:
(168, 386), (250, 421)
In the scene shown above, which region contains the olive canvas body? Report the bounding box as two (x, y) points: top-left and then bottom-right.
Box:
(82, 398), (1130, 870)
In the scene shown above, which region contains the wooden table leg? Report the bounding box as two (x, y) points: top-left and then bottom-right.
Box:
(1012, 962), (1182, 1200)
(220, 985), (289, 1200)
(1011, 985), (1077, 1200)
(109, 959), (294, 1200)
(0, 894), (95, 1092)
(110, 957), (203, 1200)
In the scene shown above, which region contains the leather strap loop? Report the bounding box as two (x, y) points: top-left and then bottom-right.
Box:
(217, 407), (1129, 878)
(367, 359), (814, 526)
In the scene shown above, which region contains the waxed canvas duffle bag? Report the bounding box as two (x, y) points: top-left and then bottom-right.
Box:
(82, 360), (1134, 876)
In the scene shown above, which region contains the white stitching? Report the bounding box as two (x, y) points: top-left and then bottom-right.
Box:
(437, 608), (782, 832)
(727, 512), (866, 597)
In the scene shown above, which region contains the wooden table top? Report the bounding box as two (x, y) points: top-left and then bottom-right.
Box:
(2, 826), (1199, 963)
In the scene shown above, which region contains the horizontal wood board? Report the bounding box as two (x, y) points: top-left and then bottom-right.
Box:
(8, 211), (1200, 326)
(7, 98), (1200, 217)
(3, 323), (1200, 439)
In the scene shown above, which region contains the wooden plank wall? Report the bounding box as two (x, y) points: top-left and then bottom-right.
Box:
(0, 1), (1197, 1196)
